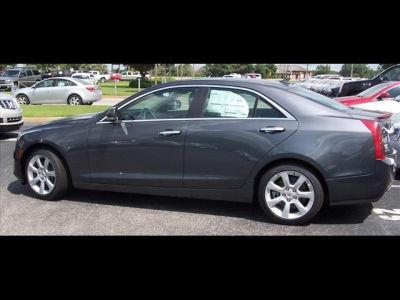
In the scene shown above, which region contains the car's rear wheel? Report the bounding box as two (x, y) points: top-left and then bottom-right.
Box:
(258, 164), (324, 225)
(16, 94), (30, 105)
(67, 94), (82, 105)
(25, 149), (69, 200)
(100, 77), (106, 83)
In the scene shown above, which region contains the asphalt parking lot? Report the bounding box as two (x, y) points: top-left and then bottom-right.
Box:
(0, 124), (399, 235)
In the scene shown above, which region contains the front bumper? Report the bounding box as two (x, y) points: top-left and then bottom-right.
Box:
(0, 122), (23, 132)
(327, 158), (396, 206)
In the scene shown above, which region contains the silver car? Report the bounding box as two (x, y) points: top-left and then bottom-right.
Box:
(13, 77), (102, 105)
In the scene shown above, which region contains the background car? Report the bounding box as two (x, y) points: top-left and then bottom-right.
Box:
(336, 81), (400, 106)
(13, 77), (102, 105)
(0, 67), (41, 88)
(41, 69), (72, 80)
(71, 73), (98, 85)
(335, 64), (400, 97)
(13, 79), (396, 225)
(109, 73), (122, 80)
(0, 93), (23, 132)
(244, 73), (262, 79)
(349, 100), (400, 172)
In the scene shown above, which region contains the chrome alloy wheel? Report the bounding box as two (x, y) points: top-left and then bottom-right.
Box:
(69, 96), (81, 105)
(265, 171), (315, 220)
(17, 95), (28, 105)
(27, 155), (56, 195)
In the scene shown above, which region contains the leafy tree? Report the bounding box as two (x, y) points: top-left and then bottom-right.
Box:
(340, 64), (375, 78)
(313, 65), (332, 75)
(379, 64), (398, 70)
(129, 64), (155, 79)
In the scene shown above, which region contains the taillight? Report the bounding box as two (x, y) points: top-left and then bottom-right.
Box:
(361, 120), (385, 160)
(86, 87), (96, 92)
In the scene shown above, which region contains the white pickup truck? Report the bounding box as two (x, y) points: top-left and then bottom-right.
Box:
(121, 71), (150, 80)
(75, 71), (110, 83)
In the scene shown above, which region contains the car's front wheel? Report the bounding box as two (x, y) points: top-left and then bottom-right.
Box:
(258, 164), (324, 225)
(25, 149), (69, 200)
(16, 94), (30, 105)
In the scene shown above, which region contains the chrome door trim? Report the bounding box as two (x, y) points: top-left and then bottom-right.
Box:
(97, 84), (296, 124)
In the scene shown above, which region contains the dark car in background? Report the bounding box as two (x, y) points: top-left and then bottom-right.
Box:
(41, 69), (72, 80)
(333, 64), (400, 97)
(13, 79), (397, 225)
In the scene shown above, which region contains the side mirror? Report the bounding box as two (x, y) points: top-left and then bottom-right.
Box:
(105, 107), (119, 123)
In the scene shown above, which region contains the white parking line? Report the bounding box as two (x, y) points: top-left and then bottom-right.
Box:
(392, 185), (400, 188)
(373, 208), (400, 221)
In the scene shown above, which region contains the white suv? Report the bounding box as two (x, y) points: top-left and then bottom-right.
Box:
(0, 93), (23, 132)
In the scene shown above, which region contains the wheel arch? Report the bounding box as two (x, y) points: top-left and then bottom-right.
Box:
(253, 157), (330, 206)
(21, 143), (72, 186)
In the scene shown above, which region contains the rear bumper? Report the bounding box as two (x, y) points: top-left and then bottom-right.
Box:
(327, 159), (396, 206)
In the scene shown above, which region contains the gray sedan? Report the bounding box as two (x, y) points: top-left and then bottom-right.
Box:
(13, 77), (102, 105)
(13, 79), (397, 225)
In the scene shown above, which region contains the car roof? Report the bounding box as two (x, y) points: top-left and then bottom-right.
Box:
(158, 78), (291, 90)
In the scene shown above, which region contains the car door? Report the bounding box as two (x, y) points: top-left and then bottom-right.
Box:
(50, 79), (72, 103)
(86, 86), (202, 187)
(183, 87), (299, 189)
(30, 79), (55, 103)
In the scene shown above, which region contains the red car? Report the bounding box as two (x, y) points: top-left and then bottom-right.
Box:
(336, 81), (400, 106)
(109, 73), (122, 80)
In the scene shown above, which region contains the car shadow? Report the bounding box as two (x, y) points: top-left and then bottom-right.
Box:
(7, 180), (372, 226)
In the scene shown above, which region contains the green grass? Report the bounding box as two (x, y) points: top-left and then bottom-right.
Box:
(21, 105), (111, 118)
(99, 81), (139, 96)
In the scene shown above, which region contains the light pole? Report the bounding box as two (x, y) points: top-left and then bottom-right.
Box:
(350, 64), (354, 78)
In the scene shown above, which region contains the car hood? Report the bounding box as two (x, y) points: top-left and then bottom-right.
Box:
(22, 112), (100, 134)
(352, 100), (400, 114)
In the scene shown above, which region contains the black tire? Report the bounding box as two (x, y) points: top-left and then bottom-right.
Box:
(100, 77), (106, 83)
(86, 102), (93, 105)
(25, 149), (69, 201)
(67, 94), (83, 105)
(258, 164), (325, 225)
(16, 94), (30, 105)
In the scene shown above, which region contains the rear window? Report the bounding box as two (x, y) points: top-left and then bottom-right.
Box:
(288, 87), (349, 111)
(74, 78), (91, 85)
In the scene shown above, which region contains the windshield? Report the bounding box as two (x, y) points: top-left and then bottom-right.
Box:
(2, 69), (20, 77)
(358, 82), (393, 98)
(288, 87), (349, 111)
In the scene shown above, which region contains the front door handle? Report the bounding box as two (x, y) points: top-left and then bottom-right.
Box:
(259, 126), (285, 133)
(159, 130), (182, 136)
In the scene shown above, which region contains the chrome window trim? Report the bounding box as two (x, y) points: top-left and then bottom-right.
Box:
(97, 84), (296, 124)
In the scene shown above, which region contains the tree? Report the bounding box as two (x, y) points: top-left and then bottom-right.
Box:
(379, 64), (398, 70)
(313, 65), (332, 75)
(339, 64), (375, 78)
(129, 64), (155, 79)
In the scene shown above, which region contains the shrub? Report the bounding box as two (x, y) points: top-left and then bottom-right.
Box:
(128, 79), (159, 88)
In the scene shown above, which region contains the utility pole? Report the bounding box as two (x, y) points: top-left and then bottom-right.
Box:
(192, 64), (195, 78)
(350, 64), (354, 78)
(155, 64), (158, 84)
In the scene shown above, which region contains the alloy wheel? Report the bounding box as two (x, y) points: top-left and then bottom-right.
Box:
(27, 155), (56, 195)
(265, 170), (315, 220)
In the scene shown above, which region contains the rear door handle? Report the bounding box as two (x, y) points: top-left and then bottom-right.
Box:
(259, 126), (285, 133)
(159, 130), (182, 136)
